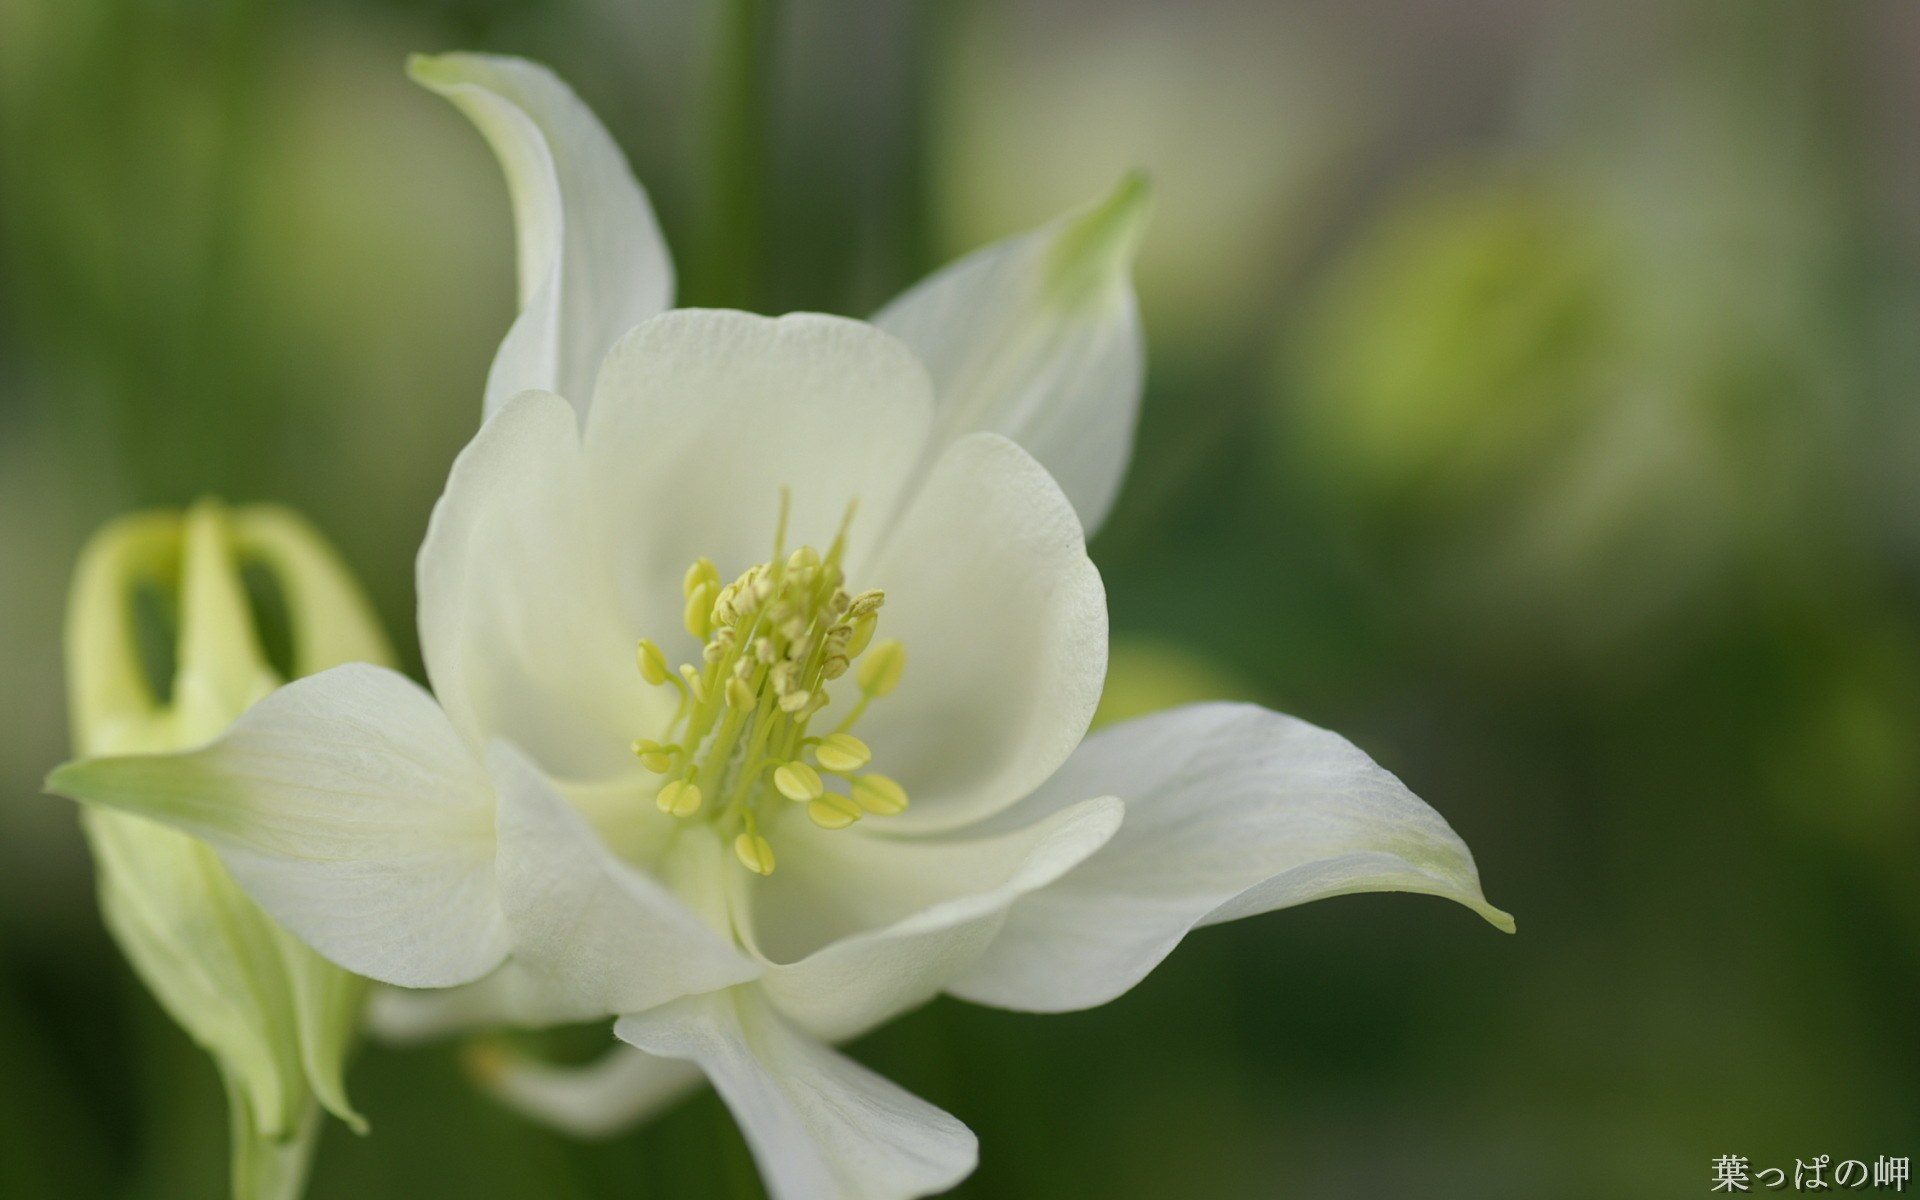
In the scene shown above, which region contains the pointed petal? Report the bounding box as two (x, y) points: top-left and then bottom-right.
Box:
(49, 664), (509, 989)
(64, 510), (180, 754)
(173, 501), (282, 741)
(409, 53), (674, 420)
(488, 740), (761, 1021)
(854, 433), (1106, 833)
(364, 962), (563, 1042)
(417, 389), (658, 780)
(273, 921), (368, 1131)
(467, 1041), (702, 1139)
(950, 703), (1513, 1012)
(583, 310), (933, 638)
(749, 796), (1121, 1043)
(874, 175), (1149, 534)
(616, 990), (976, 1200)
(84, 809), (306, 1138)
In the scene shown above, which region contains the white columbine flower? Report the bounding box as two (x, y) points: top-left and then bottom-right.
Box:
(62, 501), (390, 1200)
(50, 54), (1511, 1200)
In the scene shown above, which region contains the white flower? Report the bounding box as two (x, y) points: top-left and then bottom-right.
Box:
(50, 53), (1511, 1200)
(60, 501), (391, 1200)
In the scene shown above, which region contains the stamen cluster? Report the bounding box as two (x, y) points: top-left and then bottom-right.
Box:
(630, 499), (908, 875)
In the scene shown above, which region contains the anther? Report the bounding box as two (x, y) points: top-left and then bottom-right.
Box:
(680, 663), (707, 704)
(631, 738), (677, 773)
(684, 581), (717, 639)
(734, 831), (776, 875)
(636, 639), (670, 686)
(857, 639), (906, 697)
(657, 779), (703, 818)
(845, 613), (877, 658)
(813, 733), (871, 773)
(807, 793), (863, 830)
(683, 557), (719, 599)
(773, 761), (824, 802)
(851, 774), (908, 816)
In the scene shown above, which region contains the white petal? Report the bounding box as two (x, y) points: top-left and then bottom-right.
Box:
(409, 53), (674, 420)
(48, 664), (509, 989)
(852, 433), (1106, 833)
(470, 1041), (702, 1140)
(83, 809), (305, 1135)
(874, 176), (1149, 534)
(748, 796), (1121, 1043)
(417, 389), (659, 781)
(616, 990), (976, 1200)
(273, 919), (367, 1132)
(365, 963), (559, 1042)
(488, 740), (760, 1021)
(949, 703), (1514, 1012)
(584, 309), (934, 639)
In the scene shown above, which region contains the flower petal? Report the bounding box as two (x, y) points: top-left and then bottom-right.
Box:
(486, 740), (762, 1021)
(364, 963), (561, 1042)
(468, 1041), (702, 1140)
(83, 809), (307, 1136)
(616, 989), (976, 1200)
(949, 703), (1514, 1012)
(583, 310), (934, 639)
(748, 796), (1122, 1042)
(417, 389), (659, 781)
(409, 53), (674, 420)
(273, 917), (367, 1132)
(48, 664), (509, 989)
(874, 175), (1149, 535)
(852, 433), (1106, 833)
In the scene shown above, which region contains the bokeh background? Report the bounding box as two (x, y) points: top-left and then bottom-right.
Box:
(3, 0), (1918, 1196)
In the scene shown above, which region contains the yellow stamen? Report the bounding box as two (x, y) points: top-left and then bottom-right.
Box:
(628, 496), (907, 874)
(812, 733), (871, 773)
(857, 639), (906, 697)
(684, 581), (717, 640)
(734, 831), (776, 875)
(807, 793), (862, 829)
(845, 612), (877, 658)
(773, 761), (824, 802)
(636, 639), (670, 686)
(850, 774), (908, 816)
(631, 739), (676, 773)
(683, 557), (719, 599)
(657, 779), (703, 817)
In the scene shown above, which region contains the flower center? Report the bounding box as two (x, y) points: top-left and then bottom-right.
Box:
(629, 492), (908, 876)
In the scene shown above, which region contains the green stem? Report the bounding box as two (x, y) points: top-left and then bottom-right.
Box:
(694, 0), (774, 309)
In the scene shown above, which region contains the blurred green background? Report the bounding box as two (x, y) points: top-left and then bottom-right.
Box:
(3, 0), (1918, 1196)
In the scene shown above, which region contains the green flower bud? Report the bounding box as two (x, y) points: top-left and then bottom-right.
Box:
(61, 499), (392, 1200)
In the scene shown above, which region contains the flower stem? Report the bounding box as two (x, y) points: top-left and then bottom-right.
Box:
(694, 0), (773, 308)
